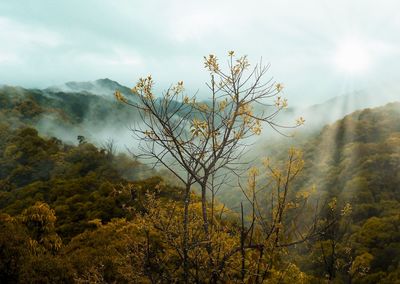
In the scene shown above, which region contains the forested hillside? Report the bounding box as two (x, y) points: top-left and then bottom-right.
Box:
(220, 102), (400, 282)
(1, 83), (399, 282)
(273, 103), (400, 282)
(0, 125), (186, 282)
(0, 83), (140, 144)
(2, 0), (400, 282)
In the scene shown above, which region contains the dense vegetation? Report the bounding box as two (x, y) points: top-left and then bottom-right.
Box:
(0, 125), (185, 282)
(0, 125), (316, 283)
(0, 125), (173, 237)
(190, 102), (400, 283)
(294, 103), (400, 282)
(247, 102), (400, 282)
(0, 81), (399, 283)
(0, 83), (141, 144)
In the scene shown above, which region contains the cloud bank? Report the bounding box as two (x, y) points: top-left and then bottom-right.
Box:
(0, 0), (399, 106)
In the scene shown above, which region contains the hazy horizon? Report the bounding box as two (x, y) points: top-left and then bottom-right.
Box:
(1, 0), (400, 107)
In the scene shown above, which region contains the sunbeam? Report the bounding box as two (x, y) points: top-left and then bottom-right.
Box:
(333, 37), (372, 75)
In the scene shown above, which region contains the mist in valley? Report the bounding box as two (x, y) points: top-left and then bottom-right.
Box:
(1, 1), (400, 282)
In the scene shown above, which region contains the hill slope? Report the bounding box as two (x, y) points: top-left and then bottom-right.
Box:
(46, 78), (134, 98)
(0, 84), (142, 146)
(265, 102), (400, 281)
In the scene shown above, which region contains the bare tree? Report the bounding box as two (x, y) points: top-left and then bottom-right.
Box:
(121, 147), (334, 283)
(115, 51), (304, 282)
(101, 138), (117, 161)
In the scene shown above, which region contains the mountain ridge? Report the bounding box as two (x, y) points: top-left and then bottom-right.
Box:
(45, 78), (133, 98)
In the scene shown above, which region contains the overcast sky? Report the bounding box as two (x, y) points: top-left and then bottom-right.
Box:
(0, 0), (399, 106)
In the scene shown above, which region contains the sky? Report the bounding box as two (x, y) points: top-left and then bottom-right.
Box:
(0, 0), (399, 106)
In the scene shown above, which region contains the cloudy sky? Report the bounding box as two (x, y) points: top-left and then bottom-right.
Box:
(0, 0), (399, 106)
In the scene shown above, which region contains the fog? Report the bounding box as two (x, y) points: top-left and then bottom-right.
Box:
(1, 1), (400, 107)
(13, 77), (396, 210)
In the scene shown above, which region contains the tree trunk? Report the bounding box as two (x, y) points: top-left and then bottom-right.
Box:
(183, 184), (191, 283)
(201, 183), (218, 283)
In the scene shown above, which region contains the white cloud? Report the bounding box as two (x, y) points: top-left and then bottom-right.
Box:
(76, 48), (144, 67)
(0, 16), (62, 47)
(0, 51), (20, 64)
(0, 16), (62, 65)
(167, 2), (236, 43)
(0, 1), (399, 105)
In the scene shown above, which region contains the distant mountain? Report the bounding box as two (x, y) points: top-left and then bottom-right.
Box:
(46, 78), (133, 98)
(2, 78), (399, 154)
(44, 79), (400, 134)
(0, 84), (142, 146)
(283, 85), (400, 132)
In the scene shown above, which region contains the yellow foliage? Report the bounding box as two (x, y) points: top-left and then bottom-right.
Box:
(341, 202), (352, 216)
(275, 83), (284, 93)
(296, 116), (306, 126)
(204, 54), (219, 72)
(114, 90), (127, 103)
